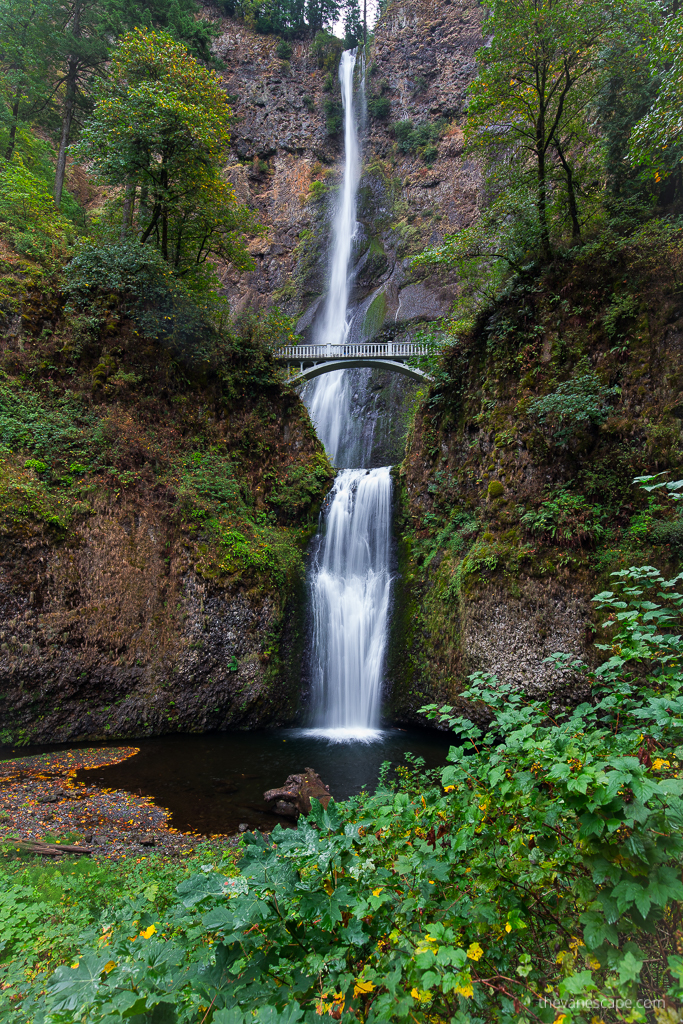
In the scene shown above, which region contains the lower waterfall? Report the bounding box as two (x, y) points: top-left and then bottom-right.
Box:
(308, 467), (392, 739)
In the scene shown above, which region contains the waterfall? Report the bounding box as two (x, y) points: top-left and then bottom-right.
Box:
(302, 50), (393, 741)
(305, 49), (360, 465)
(308, 469), (392, 739)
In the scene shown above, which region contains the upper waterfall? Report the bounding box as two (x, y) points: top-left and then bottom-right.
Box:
(305, 49), (362, 466)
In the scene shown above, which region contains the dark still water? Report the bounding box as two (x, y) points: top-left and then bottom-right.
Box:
(0, 728), (454, 836)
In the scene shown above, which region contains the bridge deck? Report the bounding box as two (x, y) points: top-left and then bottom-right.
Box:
(274, 342), (434, 365)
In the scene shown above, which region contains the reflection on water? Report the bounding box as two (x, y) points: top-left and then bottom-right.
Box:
(63, 727), (453, 834)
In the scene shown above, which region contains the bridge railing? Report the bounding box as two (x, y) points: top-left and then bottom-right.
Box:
(274, 342), (436, 361)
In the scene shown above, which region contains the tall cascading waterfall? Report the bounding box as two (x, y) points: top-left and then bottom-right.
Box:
(303, 49), (392, 740)
(304, 48), (361, 467)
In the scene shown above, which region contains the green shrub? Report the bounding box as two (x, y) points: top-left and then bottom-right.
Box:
(310, 30), (343, 72)
(266, 456), (332, 523)
(603, 291), (639, 342)
(0, 375), (88, 459)
(367, 94), (390, 119)
(651, 517), (683, 550)
(393, 119), (445, 160)
(520, 488), (606, 547)
(64, 241), (220, 362)
(302, 94), (315, 112)
(487, 479), (504, 499)
(527, 372), (620, 445)
(275, 38), (292, 60)
(0, 158), (73, 263)
(323, 96), (344, 136)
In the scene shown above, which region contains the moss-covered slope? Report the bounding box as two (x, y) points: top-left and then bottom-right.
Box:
(389, 222), (683, 722)
(0, 259), (332, 744)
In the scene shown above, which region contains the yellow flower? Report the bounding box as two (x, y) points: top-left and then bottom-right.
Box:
(455, 983), (474, 999)
(505, 923), (512, 933)
(467, 942), (484, 961)
(354, 980), (375, 997)
(372, 887), (383, 897)
(444, 785), (455, 792)
(140, 925), (156, 939)
(411, 988), (432, 1003)
(652, 758), (670, 771)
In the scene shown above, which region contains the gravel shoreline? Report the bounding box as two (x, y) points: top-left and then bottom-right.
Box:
(0, 747), (240, 859)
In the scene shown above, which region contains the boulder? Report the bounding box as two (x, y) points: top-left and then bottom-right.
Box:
(264, 767), (331, 818)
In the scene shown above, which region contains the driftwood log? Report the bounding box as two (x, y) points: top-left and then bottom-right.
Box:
(2, 838), (93, 856)
(264, 768), (331, 819)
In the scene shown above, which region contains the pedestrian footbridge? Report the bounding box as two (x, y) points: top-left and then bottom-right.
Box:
(274, 342), (436, 384)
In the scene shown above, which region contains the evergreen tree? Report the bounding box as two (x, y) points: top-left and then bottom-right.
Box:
(0, 0), (57, 160)
(343, 0), (362, 47)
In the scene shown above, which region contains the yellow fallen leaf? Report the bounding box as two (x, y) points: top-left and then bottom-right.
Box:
(467, 942), (484, 961)
(102, 961), (116, 974)
(354, 980), (375, 997)
(505, 923), (512, 933)
(70, 961), (80, 969)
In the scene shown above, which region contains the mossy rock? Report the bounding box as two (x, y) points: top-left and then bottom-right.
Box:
(363, 290), (388, 340)
(487, 480), (504, 500)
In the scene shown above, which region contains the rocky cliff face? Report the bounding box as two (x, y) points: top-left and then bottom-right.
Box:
(211, 0), (482, 332)
(0, 307), (332, 744)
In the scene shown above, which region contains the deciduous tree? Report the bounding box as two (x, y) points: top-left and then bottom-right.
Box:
(466, 0), (622, 256)
(75, 29), (256, 284)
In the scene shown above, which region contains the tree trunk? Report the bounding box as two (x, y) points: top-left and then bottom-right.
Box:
(5, 85), (22, 161)
(554, 138), (580, 240)
(139, 203), (161, 244)
(54, 0), (82, 208)
(120, 184), (135, 240)
(536, 117), (551, 261)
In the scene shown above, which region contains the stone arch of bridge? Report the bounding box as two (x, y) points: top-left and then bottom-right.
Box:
(284, 358), (431, 385)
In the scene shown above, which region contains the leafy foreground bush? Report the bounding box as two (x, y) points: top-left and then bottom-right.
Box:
(10, 567), (683, 1024)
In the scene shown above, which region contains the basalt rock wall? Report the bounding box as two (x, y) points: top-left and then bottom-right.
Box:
(210, 0), (482, 327)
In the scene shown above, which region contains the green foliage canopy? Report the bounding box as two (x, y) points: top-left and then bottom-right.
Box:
(74, 29), (257, 284)
(14, 565), (683, 1022)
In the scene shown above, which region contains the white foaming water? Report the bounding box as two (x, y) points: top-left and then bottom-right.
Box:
(301, 51), (392, 741)
(309, 468), (392, 737)
(305, 49), (360, 465)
